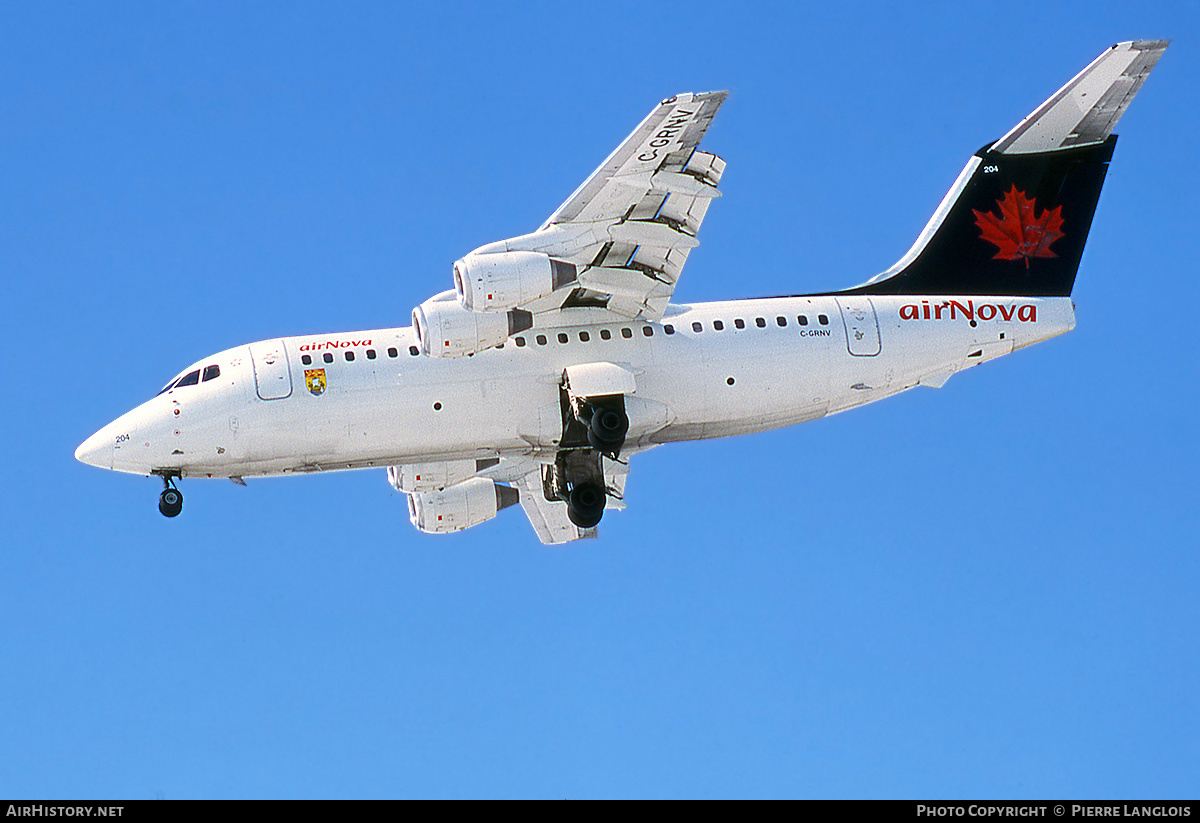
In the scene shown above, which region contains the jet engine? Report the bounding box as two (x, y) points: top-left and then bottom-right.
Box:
(454, 251), (577, 312)
(412, 291), (533, 358)
(387, 458), (499, 493)
(406, 477), (520, 535)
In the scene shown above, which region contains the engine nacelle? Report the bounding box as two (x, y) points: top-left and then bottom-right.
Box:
(387, 458), (499, 493)
(406, 477), (520, 535)
(454, 251), (576, 312)
(412, 291), (533, 358)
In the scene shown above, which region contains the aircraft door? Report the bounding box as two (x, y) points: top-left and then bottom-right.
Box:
(836, 298), (881, 357)
(249, 339), (293, 400)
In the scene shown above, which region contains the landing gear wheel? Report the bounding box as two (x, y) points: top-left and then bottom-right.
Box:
(567, 482), (605, 529)
(158, 487), (183, 518)
(586, 406), (628, 453)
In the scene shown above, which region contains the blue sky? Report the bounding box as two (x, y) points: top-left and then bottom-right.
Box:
(2, 1), (1197, 799)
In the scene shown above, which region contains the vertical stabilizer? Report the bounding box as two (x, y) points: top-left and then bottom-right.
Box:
(848, 40), (1167, 298)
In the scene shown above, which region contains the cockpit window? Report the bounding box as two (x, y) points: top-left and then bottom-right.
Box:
(155, 365), (208, 396)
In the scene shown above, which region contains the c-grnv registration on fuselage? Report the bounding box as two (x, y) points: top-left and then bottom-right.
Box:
(77, 41), (1167, 543)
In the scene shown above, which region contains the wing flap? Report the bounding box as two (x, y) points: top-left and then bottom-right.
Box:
(543, 92), (728, 228)
(464, 92), (728, 322)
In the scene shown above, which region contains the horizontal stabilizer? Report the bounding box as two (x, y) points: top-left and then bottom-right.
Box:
(993, 40), (1168, 155)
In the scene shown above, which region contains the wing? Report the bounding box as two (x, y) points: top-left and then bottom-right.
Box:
(468, 92), (728, 321)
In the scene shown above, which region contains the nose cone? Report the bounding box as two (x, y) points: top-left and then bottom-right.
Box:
(75, 427), (113, 469)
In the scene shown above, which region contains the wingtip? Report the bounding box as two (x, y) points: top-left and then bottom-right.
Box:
(1116, 39), (1170, 51)
(662, 90), (730, 105)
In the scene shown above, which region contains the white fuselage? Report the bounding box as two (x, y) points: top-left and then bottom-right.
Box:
(76, 294), (1074, 479)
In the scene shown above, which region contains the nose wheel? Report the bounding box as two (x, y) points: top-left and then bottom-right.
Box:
(157, 475), (183, 518)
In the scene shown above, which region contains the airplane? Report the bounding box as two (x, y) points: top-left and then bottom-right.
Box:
(76, 40), (1168, 544)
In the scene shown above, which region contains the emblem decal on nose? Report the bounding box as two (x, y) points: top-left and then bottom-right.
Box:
(305, 368), (327, 396)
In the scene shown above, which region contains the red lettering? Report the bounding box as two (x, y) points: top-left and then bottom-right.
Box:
(977, 304), (997, 321)
(922, 302), (931, 320)
(1018, 305), (1037, 322)
(949, 300), (974, 321)
(934, 303), (946, 319)
(900, 304), (919, 320)
(301, 338), (373, 350)
(997, 304), (1016, 321)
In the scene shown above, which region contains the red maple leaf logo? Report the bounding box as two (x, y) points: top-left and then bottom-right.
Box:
(973, 185), (1065, 269)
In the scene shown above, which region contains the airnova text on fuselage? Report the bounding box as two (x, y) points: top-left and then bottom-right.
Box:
(75, 41), (1166, 542)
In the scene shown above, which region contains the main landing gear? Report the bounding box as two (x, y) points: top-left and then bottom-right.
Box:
(156, 473), (183, 518)
(567, 481), (606, 529)
(548, 450), (611, 530)
(584, 404), (629, 457)
(553, 389), (632, 529)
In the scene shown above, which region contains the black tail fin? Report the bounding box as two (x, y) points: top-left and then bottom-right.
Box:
(847, 139), (1115, 297)
(847, 40), (1166, 298)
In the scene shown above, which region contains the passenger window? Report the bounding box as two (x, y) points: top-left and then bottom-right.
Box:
(345, 351), (355, 362)
(642, 326), (654, 337)
(536, 334), (547, 346)
(755, 317), (766, 328)
(600, 329), (611, 340)
(579, 331), (590, 342)
(366, 349), (377, 360)
(409, 346), (419, 356)
(176, 369), (201, 387)
(202, 364), (221, 382)
(819, 314), (829, 325)
(388, 347), (398, 358)
(301, 355), (312, 366)
(515, 337), (526, 347)
(323, 353), (333, 364)
(713, 320), (724, 331)
(798, 315), (808, 326)
(557, 333), (568, 344)
(621, 328), (633, 339)
(692, 322), (703, 333)
(664, 324), (675, 335)
(776, 316), (787, 327)
(734, 319), (745, 329)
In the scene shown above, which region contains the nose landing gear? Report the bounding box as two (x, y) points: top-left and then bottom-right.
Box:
(156, 473), (183, 518)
